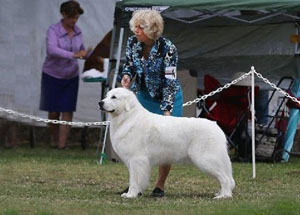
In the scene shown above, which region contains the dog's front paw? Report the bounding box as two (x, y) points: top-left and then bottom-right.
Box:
(121, 192), (139, 198)
(213, 193), (232, 199)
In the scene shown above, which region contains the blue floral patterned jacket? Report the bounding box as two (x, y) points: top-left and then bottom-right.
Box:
(120, 35), (181, 112)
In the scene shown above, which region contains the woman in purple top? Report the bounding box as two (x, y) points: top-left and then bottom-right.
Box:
(39, 0), (88, 149)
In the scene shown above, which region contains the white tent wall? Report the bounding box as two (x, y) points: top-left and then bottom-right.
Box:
(0, 0), (116, 125)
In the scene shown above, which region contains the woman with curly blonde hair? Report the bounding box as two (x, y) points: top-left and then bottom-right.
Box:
(119, 9), (183, 197)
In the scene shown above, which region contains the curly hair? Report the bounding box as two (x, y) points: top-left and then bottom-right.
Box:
(129, 9), (164, 41)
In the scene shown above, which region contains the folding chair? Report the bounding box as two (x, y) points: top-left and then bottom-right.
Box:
(255, 77), (294, 162)
(198, 74), (259, 161)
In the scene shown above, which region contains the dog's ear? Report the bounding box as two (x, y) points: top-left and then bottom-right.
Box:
(124, 92), (135, 112)
(125, 99), (131, 112)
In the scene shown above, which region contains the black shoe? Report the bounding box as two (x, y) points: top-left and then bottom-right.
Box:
(151, 187), (165, 197)
(116, 187), (129, 195)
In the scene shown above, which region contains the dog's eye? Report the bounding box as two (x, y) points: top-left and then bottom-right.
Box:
(111, 95), (117, 99)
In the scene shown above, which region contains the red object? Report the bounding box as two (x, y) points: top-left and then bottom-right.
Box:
(200, 75), (259, 134)
(286, 90), (300, 109)
(275, 110), (288, 132)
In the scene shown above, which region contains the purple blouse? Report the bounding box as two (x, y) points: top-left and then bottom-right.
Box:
(42, 20), (85, 79)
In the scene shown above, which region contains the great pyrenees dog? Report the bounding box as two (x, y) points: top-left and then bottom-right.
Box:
(99, 87), (235, 199)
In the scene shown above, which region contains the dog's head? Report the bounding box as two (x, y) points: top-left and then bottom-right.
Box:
(98, 88), (137, 116)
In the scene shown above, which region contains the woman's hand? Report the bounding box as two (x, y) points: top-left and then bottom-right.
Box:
(164, 111), (171, 116)
(121, 75), (131, 89)
(73, 50), (88, 59)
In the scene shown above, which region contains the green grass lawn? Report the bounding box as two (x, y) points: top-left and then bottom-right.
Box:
(0, 146), (300, 215)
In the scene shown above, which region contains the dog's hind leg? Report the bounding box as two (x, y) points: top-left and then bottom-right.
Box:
(121, 157), (151, 198)
(188, 146), (233, 199)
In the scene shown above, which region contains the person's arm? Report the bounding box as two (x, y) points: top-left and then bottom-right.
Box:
(119, 37), (137, 87)
(160, 43), (179, 113)
(121, 74), (131, 89)
(46, 26), (74, 59)
(78, 44), (93, 59)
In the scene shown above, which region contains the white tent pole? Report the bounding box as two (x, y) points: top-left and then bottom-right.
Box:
(108, 27), (116, 71)
(112, 27), (124, 89)
(295, 24), (300, 55)
(99, 123), (110, 165)
(251, 66), (256, 178)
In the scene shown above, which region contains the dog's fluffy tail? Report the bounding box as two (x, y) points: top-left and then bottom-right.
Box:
(226, 156), (235, 191)
(230, 173), (236, 191)
(225, 141), (235, 191)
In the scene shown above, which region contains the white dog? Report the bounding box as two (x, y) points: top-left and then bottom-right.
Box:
(99, 88), (235, 199)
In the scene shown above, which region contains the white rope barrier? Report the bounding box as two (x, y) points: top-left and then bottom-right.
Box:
(183, 70), (300, 107)
(0, 106), (109, 127)
(183, 71), (253, 107)
(1, 68), (299, 127)
(2, 66), (300, 169)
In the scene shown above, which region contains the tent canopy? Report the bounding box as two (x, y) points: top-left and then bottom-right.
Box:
(115, 0), (300, 26)
(116, 0), (300, 11)
(113, 0), (300, 84)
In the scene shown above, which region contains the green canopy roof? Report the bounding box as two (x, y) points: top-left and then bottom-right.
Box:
(115, 0), (300, 26)
(116, 0), (300, 11)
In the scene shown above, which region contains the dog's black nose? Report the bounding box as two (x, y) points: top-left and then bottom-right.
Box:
(98, 101), (104, 109)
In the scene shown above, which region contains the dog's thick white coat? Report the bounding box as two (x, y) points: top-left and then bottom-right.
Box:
(100, 88), (235, 199)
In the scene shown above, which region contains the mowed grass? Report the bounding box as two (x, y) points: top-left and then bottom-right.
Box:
(0, 146), (300, 215)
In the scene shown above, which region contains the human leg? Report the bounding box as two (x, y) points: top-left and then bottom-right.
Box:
(7, 121), (17, 148)
(151, 90), (182, 196)
(58, 112), (73, 149)
(1, 120), (17, 148)
(48, 112), (60, 147)
(151, 164), (171, 197)
(155, 164), (171, 190)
